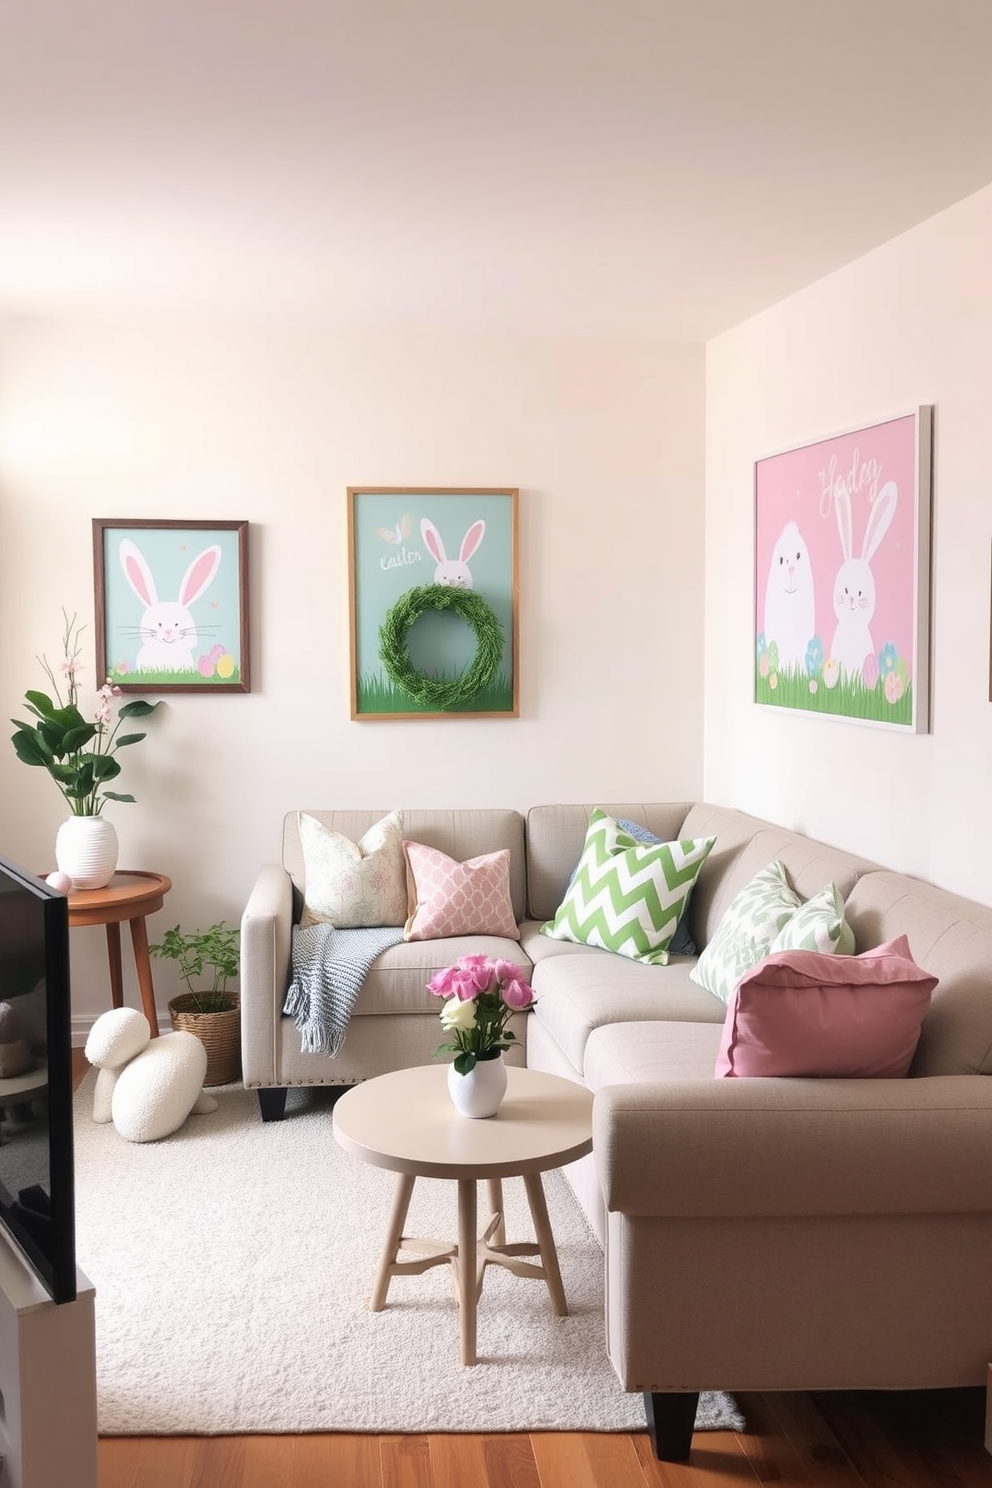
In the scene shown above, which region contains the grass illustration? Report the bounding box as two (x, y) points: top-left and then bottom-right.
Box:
(358, 669), (514, 715)
(755, 665), (913, 727)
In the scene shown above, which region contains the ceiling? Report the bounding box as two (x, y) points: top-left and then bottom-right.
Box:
(2, 0), (992, 341)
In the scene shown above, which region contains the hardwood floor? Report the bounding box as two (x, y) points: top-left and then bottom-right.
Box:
(93, 1389), (992, 1488)
(72, 1054), (992, 1487)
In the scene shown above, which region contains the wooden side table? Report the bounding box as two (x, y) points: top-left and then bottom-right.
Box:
(333, 1064), (594, 1365)
(64, 871), (172, 1037)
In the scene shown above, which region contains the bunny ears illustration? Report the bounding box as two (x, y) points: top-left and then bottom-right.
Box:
(834, 480), (898, 565)
(420, 517), (485, 589)
(120, 540), (222, 612)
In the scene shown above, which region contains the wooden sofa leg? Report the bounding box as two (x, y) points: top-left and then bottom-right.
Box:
(643, 1391), (699, 1461)
(257, 1088), (288, 1122)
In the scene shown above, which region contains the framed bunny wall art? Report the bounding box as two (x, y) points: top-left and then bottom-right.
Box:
(754, 407), (933, 733)
(348, 487), (518, 720)
(93, 519), (251, 693)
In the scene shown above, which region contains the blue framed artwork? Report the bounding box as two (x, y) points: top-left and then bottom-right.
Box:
(92, 519), (250, 693)
(348, 487), (519, 719)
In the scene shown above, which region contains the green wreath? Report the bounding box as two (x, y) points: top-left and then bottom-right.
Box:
(378, 583), (504, 709)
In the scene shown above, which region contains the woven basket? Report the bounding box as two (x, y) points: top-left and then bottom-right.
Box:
(167, 993), (241, 1086)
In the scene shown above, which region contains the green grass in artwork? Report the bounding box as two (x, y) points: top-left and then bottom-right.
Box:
(755, 664), (913, 727)
(112, 665), (242, 687)
(359, 670), (514, 715)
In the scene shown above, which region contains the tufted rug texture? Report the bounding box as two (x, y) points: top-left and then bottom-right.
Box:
(72, 1077), (745, 1437)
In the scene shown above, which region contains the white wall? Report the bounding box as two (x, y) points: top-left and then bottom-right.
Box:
(704, 183), (992, 903)
(0, 321), (705, 1031)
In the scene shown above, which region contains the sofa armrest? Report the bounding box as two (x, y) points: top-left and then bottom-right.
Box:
(593, 1076), (992, 1218)
(240, 863), (294, 1086)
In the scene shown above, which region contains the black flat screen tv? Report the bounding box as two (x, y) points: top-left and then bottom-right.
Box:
(0, 852), (75, 1304)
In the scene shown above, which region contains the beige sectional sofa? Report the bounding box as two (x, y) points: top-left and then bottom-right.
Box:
(240, 802), (992, 1460)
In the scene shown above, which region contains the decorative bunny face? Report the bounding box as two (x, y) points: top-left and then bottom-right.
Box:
(420, 518), (485, 588)
(832, 559), (876, 626)
(829, 480), (898, 677)
(119, 539), (222, 673)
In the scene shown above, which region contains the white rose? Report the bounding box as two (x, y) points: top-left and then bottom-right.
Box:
(440, 996), (477, 1032)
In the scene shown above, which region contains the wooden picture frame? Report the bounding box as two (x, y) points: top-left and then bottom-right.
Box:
(348, 487), (519, 720)
(754, 407), (932, 732)
(93, 519), (251, 693)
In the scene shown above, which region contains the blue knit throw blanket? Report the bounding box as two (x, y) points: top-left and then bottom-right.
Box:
(283, 922), (405, 1056)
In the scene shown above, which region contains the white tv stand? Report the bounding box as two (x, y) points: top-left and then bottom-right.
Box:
(0, 1233), (97, 1488)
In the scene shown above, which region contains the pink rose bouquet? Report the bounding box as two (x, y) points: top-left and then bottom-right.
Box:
(428, 953), (536, 1075)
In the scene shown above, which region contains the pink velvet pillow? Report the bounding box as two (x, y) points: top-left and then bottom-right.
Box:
(402, 841), (520, 941)
(715, 935), (938, 1079)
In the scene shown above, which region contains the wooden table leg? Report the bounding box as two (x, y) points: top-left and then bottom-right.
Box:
(104, 923), (124, 1009)
(523, 1172), (568, 1316)
(128, 914), (160, 1037)
(370, 1173), (416, 1312)
(457, 1178), (478, 1365)
(486, 1177), (505, 1248)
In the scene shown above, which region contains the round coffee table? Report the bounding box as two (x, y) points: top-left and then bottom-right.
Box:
(333, 1064), (593, 1365)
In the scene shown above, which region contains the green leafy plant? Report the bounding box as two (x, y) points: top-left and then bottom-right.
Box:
(149, 921), (240, 1014)
(10, 610), (159, 816)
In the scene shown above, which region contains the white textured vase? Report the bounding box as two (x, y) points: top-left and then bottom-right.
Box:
(55, 814), (119, 890)
(447, 1052), (507, 1118)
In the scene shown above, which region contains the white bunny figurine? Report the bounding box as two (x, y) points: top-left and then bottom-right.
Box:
(84, 1007), (217, 1144)
(420, 517), (485, 588)
(829, 479), (898, 678)
(120, 538), (222, 672)
(762, 520), (816, 671)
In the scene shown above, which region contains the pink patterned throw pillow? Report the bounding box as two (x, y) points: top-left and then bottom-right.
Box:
(402, 841), (520, 941)
(715, 935), (938, 1079)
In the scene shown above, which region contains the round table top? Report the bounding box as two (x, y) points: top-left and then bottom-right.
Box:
(62, 870), (172, 926)
(333, 1065), (594, 1180)
(0, 1060), (48, 1102)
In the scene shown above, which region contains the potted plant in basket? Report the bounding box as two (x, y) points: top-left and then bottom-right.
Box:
(428, 954), (536, 1118)
(149, 921), (241, 1085)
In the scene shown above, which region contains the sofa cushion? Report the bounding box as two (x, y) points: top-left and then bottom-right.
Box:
(541, 809), (716, 966)
(530, 948), (726, 1075)
(844, 871), (992, 1077)
(297, 809), (407, 929)
(715, 936), (938, 1079)
(584, 1019), (724, 1090)
(690, 859), (803, 1004)
(525, 802), (696, 922)
(681, 810), (877, 950)
(347, 936), (533, 1017)
(402, 842), (519, 941)
(284, 809), (528, 921)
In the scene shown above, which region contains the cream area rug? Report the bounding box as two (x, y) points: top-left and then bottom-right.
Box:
(72, 1078), (745, 1437)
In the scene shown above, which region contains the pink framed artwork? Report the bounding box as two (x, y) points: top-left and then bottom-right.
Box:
(754, 407), (933, 732)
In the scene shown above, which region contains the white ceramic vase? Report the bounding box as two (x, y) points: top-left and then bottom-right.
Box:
(55, 814), (119, 890)
(446, 1052), (507, 1118)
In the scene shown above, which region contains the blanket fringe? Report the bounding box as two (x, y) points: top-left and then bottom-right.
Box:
(283, 922), (405, 1057)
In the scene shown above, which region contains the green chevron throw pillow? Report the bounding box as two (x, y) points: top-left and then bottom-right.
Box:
(540, 809), (716, 966)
